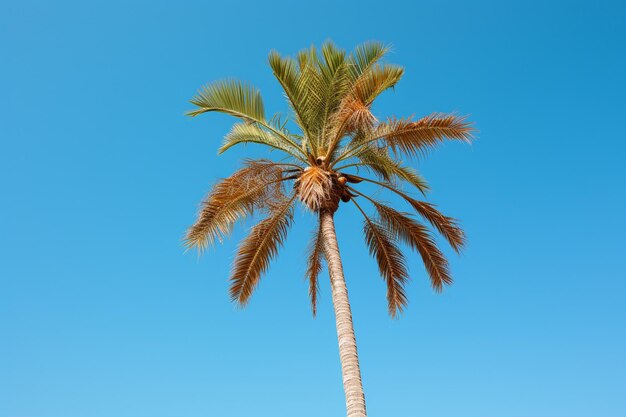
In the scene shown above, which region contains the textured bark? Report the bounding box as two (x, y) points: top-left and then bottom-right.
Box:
(320, 210), (367, 417)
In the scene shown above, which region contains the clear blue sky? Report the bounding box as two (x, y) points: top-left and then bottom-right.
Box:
(2, 1), (625, 416)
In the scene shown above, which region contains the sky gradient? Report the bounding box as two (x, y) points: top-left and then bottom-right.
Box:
(2, 1), (625, 416)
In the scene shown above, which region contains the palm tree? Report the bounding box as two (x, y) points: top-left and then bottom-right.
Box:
(184, 41), (473, 417)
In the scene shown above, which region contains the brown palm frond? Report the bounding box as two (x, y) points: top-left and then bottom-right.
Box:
(295, 166), (333, 210)
(305, 218), (326, 316)
(408, 200), (466, 253)
(374, 203), (452, 292)
(379, 114), (474, 158)
(335, 96), (378, 134)
(184, 160), (286, 252)
(336, 113), (473, 164)
(362, 215), (410, 318)
(351, 199), (409, 317)
(229, 194), (296, 305)
(346, 179), (464, 253)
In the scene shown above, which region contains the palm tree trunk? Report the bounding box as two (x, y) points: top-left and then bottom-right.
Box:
(320, 210), (367, 417)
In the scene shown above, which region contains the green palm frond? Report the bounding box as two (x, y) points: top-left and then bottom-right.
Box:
(219, 122), (304, 159)
(188, 79), (265, 121)
(295, 48), (328, 138)
(269, 50), (323, 149)
(318, 42), (351, 144)
(188, 79), (303, 156)
(347, 41), (390, 81)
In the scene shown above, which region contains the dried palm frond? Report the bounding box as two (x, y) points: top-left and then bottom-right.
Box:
(378, 114), (473, 158)
(407, 200), (466, 253)
(229, 194), (296, 305)
(374, 204), (452, 291)
(305, 218), (326, 316)
(184, 160), (286, 252)
(334, 96), (378, 135)
(362, 214), (410, 317)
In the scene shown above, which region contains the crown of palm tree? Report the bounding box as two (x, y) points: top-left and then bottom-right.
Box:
(185, 41), (473, 318)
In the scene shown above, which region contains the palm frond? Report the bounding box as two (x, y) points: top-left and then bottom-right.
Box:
(332, 96), (378, 137)
(321, 43), (396, 156)
(327, 64), (403, 140)
(318, 42), (351, 144)
(346, 177), (464, 253)
(184, 161), (286, 252)
(305, 218), (326, 316)
(188, 79), (304, 157)
(269, 50), (325, 149)
(408, 200), (465, 253)
(374, 204), (452, 292)
(353, 64), (404, 107)
(229, 194), (296, 305)
(348, 41), (390, 81)
(336, 113), (473, 164)
(188, 79), (265, 121)
(378, 114), (473, 158)
(361, 211), (410, 317)
(295, 49), (327, 139)
(219, 122), (304, 159)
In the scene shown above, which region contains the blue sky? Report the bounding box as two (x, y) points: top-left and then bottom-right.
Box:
(1, 0), (625, 416)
